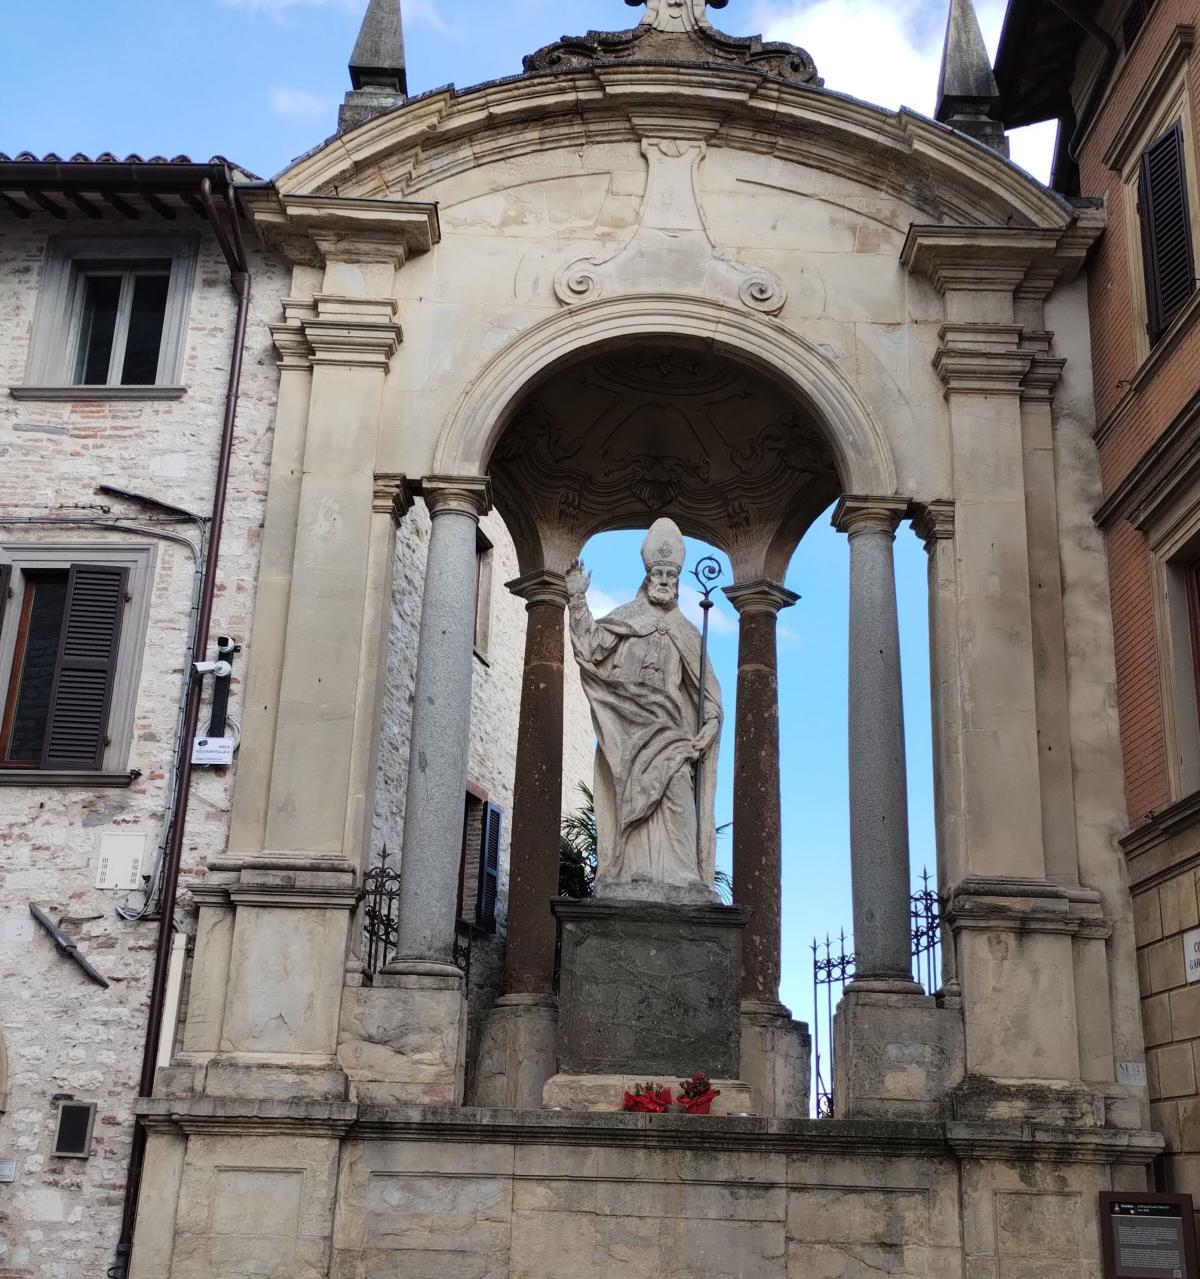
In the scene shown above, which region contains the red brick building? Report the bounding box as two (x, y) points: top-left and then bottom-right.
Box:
(998, 0), (1200, 1194)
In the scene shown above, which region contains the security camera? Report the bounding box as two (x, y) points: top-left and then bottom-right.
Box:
(194, 660), (233, 678)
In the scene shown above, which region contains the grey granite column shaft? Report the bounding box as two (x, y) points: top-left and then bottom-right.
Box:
(390, 476), (491, 973)
(834, 497), (917, 986)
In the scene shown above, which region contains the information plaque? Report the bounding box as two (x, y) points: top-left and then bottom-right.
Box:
(1100, 1193), (1197, 1279)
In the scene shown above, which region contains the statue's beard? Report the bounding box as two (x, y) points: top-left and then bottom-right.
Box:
(647, 583), (677, 609)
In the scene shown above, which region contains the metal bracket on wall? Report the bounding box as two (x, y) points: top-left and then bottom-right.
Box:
(28, 902), (110, 989)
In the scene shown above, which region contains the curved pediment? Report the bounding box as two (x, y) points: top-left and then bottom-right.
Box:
(278, 63), (1073, 233)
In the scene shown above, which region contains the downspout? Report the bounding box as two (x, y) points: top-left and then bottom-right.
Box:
(109, 177), (251, 1279)
(1046, 0), (1120, 162)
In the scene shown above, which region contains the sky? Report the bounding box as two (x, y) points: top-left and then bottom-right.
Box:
(1, 0), (1056, 1048)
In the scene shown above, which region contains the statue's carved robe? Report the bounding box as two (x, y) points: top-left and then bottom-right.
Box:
(569, 587), (721, 900)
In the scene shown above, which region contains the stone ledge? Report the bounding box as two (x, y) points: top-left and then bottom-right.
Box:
(134, 1097), (1163, 1166)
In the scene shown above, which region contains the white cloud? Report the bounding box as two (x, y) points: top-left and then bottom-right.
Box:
(270, 86), (334, 119)
(587, 586), (625, 618)
(679, 583), (736, 637)
(748, 0), (1056, 184)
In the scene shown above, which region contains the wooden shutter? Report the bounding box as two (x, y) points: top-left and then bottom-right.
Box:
(476, 803), (503, 933)
(0, 562), (10, 634)
(41, 564), (127, 770)
(1140, 121), (1197, 342)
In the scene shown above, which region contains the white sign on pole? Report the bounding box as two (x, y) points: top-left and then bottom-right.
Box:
(192, 737), (235, 766)
(1184, 927), (1200, 984)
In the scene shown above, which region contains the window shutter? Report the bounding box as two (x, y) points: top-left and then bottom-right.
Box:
(41, 564), (127, 770)
(1140, 121), (1197, 342)
(0, 562), (10, 634)
(476, 803), (503, 933)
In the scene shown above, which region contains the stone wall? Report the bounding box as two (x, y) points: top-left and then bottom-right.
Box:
(0, 216), (289, 1278)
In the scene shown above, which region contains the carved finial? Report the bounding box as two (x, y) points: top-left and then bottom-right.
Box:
(935, 0), (1007, 155)
(626, 0), (729, 33)
(339, 0), (407, 133)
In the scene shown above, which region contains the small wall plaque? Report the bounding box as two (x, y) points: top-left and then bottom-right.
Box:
(1100, 1192), (1197, 1279)
(1184, 927), (1200, 983)
(0, 1159), (16, 1183)
(192, 736), (235, 767)
(1117, 1061), (1148, 1087)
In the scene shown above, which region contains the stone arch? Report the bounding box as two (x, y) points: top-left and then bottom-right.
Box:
(432, 294), (898, 502)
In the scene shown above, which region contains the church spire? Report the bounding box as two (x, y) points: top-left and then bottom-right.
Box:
(935, 0), (1007, 155)
(339, 0), (407, 133)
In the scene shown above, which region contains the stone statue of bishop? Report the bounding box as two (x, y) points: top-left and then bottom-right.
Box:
(566, 519), (722, 903)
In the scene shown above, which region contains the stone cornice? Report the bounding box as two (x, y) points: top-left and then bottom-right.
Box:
(943, 875), (1098, 937)
(901, 221), (1104, 297)
(419, 475), (493, 519)
(933, 346), (1033, 397)
(373, 473), (414, 525)
(1095, 390), (1200, 532)
(506, 569), (569, 609)
(910, 500), (955, 549)
(831, 495), (908, 537)
(722, 578), (800, 616)
(301, 294), (403, 368)
(242, 189), (440, 269)
(1021, 354), (1068, 404)
(946, 1121), (1164, 1166)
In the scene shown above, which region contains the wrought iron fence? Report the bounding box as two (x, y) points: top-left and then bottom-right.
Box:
(811, 868), (942, 1119)
(362, 847), (472, 981)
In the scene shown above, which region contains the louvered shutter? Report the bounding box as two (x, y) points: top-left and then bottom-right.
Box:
(476, 803), (503, 933)
(0, 562), (10, 634)
(1140, 121), (1197, 342)
(41, 564), (127, 770)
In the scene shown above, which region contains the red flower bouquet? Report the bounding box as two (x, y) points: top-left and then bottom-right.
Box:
(623, 1082), (673, 1113)
(678, 1072), (720, 1115)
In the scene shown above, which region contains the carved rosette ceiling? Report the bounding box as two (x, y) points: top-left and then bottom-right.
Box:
(555, 138), (787, 316)
(524, 0), (822, 87)
(491, 347), (839, 575)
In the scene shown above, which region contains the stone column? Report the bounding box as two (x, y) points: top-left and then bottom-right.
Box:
(389, 475), (492, 973)
(723, 579), (799, 1004)
(472, 571), (567, 1108)
(503, 569), (569, 996)
(833, 497), (918, 988)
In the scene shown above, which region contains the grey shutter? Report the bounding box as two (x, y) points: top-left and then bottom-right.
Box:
(41, 564), (127, 770)
(0, 562), (10, 634)
(1140, 122), (1197, 342)
(477, 803), (503, 933)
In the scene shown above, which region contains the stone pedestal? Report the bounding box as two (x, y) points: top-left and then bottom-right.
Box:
(739, 1000), (812, 1118)
(337, 971), (466, 1105)
(472, 993), (558, 1110)
(542, 1074), (755, 1115)
(554, 899), (748, 1078)
(833, 984), (965, 1120)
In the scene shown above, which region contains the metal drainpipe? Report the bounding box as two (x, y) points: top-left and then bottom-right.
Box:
(109, 177), (251, 1279)
(1046, 0), (1120, 163)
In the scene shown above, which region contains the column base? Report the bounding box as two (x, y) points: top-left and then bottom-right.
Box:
(739, 1000), (812, 1118)
(834, 985), (965, 1119)
(338, 966), (466, 1105)
(472, 993), (558, 1109)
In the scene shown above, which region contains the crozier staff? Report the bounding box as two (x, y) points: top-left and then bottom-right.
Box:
(566, 518), (722, 902)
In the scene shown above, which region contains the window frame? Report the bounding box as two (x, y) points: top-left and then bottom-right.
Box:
(1113, 37), (1200, 365)
(20, 235), (198, 393)
(0, 543), (155, 778)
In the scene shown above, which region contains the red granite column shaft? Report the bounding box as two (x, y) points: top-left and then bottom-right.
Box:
(725, 580), (799, 1004)
(503, 571), (568, 996)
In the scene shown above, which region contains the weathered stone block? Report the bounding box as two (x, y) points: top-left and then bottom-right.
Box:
(473, 993), (558, 1110)
(740, 1001), (811, 1119)
(553, 899), (748, 1077)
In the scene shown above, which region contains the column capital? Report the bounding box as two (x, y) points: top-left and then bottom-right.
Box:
(723, 578), (800, 617)
(506, 569), (569, 610)
(420, 475), (493, 519)
(911, 500), (955, 550)
(373, 473), (414, 525)
(301, 295), (403, 369)
(832, 496), (908, 538)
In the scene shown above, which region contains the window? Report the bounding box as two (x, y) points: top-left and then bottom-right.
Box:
(1139, 121), (1197, 343)
(456, 789), (503, 934)
(474, 529), (494, 658)
(19, 236), (197, 393)
(1122, 0), (1154, 51)
(0, 546), (154, 778)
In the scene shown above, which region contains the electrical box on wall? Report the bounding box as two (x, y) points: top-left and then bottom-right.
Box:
(95, 832), (147, 891)
(52, 1102), (96, 1158)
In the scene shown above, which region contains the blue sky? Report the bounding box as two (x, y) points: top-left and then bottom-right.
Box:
(1, 0), (1055, 1036)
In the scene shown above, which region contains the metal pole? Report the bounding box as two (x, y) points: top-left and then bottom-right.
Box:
(689, 555), (723, 838)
